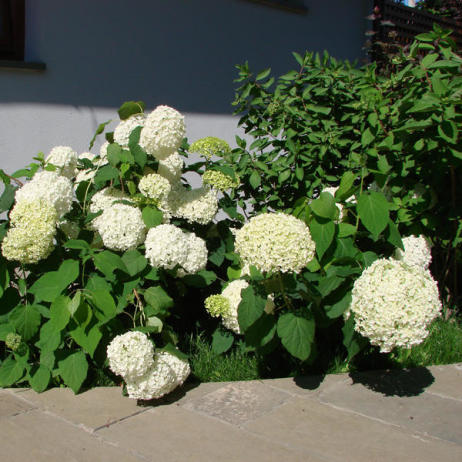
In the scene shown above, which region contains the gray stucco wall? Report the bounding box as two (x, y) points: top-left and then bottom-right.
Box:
(0, 0), (370, 174)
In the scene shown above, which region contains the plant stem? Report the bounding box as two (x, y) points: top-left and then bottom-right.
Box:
(277, 272), (293, 311)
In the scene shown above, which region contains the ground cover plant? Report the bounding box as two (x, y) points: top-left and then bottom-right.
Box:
(0, 26), (460, 398)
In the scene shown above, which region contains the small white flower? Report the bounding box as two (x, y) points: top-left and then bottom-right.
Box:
(394, 235), (432, 270)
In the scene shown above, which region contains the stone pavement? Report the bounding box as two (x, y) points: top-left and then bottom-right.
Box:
(1, 364), (461, 462)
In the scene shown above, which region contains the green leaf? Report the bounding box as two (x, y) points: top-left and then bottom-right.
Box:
(310, 192), (337, 220)
(249, 171), (261, 189)
(64, 240), (91, 251)
(142, 206), (163, 228)
(106, 143), (122, 167)
(49, 295), (71, 330)
(93, 251), (128, 281)
(70, 321), (102, 358)
(93, 165), (120, 185)
(29, 365), (51, 393)
(29, 260), (79, 303)
(89, 289), (117, 322)
(307, 105), (331, 115)
(310, 218), (335, 260)
(35, 320), (61, 352)
(118, 101), (145, 120)
(9, 304), (41, 341)
(237, 285), (266, 332)
(357, 192), (390, 240)
(336, 171), (355, 200)
(0, 184), (15, 212)
(245, 313), (277, 348)
(0, 356), (25, 386)
(377, 155), (391, 174)
(278, 169), (291, 184)
(58, 351), (88, 394)
(338, 223), (356, 238)
(182, 270), (217, 288)
(342, 314), (367, 361)
(361, 128), (374, 147)
(326, 291), (352, 319)
(0, 323), (15, 341)
(146, 316), (163, 333)
(211, 328), (234, 354)
(385, 220), (403, 250)
(438, 121), (458, 144)
(277, 313), (315, 361)
(144, 286), (174, 312)
(121, 250), (148, 277)
(89, 119), (112, 150)
(256, 68), (271, 81)
(0, 260), (10, 298)
(318, 276), (343, 297)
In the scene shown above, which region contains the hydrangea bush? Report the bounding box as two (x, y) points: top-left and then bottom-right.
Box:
(0, 101), (240, 396)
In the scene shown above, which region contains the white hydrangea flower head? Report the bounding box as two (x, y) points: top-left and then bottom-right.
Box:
(125, 350), (190, 400)
(138, 173), (171, 202)
(144, 224), (207, 275)
(219, 279), (274, 334)
(203, 170), (239, 191)
(9, 198), (58, 228)
(89, 187), (132, 228)
(157, 151), (184, 183)
(166, 184), (218, 225)
(2, 225), (55, 264)
(204, 294), (231, 318)
(189, 137), (230, 160)
(95, 203), (146, 251)
(139, 105), (185, 160)
(15, 171), (74, 217)
(178, 232), (208, 275)
(349, 258), (442, 353)
(46, 145), (78, 179)
(394, 235), (432, 270)
(107, 331), (155, 381)
(2, 199), (57, 264)
(234, 213), (315, 274)
(114, 114), (146, 147)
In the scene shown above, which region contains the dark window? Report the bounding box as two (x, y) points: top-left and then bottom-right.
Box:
(0, 0), (25, 61)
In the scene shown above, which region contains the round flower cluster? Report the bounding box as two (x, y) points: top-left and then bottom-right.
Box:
(2, 199), (58, 264)
(125, 351), (191, 400)
(203, 170), (239, 191)
(99, 141), (109, 162)
(139, 105), (185, 160)
(144, 224), (207, 275)
(5, 333), (22, 351)
(157, 152), (184, 183)
(349, 258), (442, 353)
(189, 137), (230, 159)
(46, 146), (78, 179)
(394, 235), (432, 270)
(95, 203), (146, 251)
(15, 171), (74, 217)
(89, 187), (131, 228)
(138, 173), (171, 202)
(204, 295), (231, 318)
(167, 185), (218, 225)
(107, 331), (155, 381)
(114, 114), (146, 147)
(205, 279), (274, 334)
(234, 213), (316, 274)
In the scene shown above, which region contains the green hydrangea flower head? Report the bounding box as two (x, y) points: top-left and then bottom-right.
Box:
(203, 170), (240, 191)
(5, 333), (21, 351)
(204, 294), (231, 318)
(189, 137), (230, 159)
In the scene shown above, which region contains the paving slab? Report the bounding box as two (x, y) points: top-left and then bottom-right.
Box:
(181, 380), (291, 425)
(320, 368), (462, 444)
(0, 390), (35, 417)
(0, 409), (143, 462)
(424, 363), (462, 401)
(244, 396), (462, 462)
(16, 386), (146, 431)
(97, 403), (319, 462)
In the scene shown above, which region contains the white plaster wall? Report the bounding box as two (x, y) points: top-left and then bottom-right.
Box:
(0, 0), (370, 175)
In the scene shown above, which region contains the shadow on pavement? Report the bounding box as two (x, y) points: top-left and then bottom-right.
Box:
(294, 374), (326, 390)
(348, 367), (435, 397)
